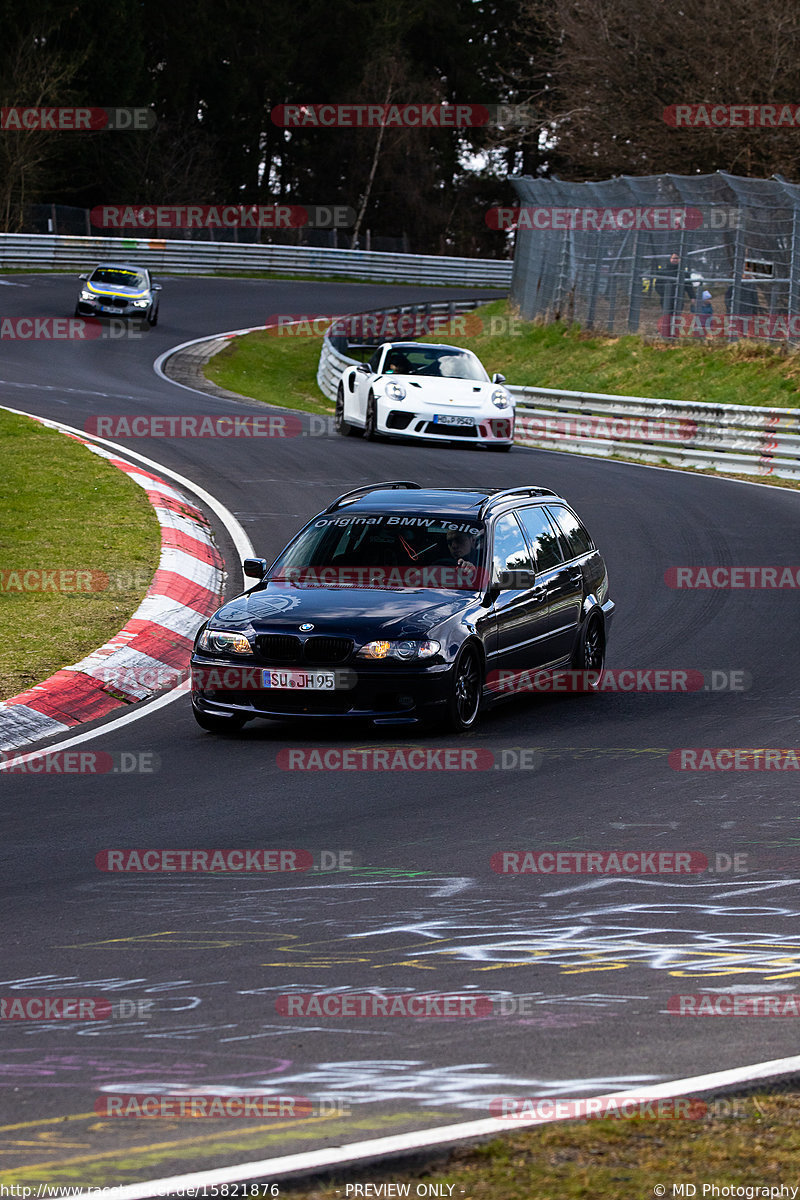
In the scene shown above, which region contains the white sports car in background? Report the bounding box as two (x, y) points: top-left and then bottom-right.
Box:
(334, 342), (515, 450)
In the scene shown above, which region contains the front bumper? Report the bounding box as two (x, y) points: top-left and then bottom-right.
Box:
(76, 295), (151, 317)
(380, 406), (514, 445)
(190, 656), (453, 725)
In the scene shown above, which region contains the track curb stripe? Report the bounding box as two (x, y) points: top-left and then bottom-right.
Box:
(0, 417), (225, 753)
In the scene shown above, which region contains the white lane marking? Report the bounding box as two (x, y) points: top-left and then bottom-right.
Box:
(0, 684), (190, 771)
(69, 1052), (800, 1199)
(0, 405), (253, 761)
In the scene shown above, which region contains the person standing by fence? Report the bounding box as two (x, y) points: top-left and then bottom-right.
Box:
(655, 253), (695, 314)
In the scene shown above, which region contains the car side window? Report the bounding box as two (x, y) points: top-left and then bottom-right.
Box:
(517, 506), (565, 572)
(547, 505), (595, 558)
(368, 349), (382, 373)
(491, 513), (533, 583)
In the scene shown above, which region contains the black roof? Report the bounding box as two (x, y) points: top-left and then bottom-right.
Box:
(327, 483), (559, 517)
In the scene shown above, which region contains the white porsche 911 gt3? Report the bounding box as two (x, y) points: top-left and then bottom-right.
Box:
(334, 341), (515, 450)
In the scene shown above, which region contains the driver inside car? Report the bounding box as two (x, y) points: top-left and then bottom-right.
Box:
(384, 351), (411, 374)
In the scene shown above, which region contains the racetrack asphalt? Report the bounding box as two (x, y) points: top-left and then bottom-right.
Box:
(1, 273), (800, 1187)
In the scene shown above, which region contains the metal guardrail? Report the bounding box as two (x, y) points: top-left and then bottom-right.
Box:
(0, 233), (513, 288)
(317, 302), (800, 480)
(315, 299), (482, 399)
(511, 386), (800, 479)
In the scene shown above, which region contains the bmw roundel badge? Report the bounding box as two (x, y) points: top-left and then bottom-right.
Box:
(299, 623), (314, 631)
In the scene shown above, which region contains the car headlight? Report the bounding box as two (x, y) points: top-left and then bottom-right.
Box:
(80, 290), (94, 300)
(132, 299), (150, 308)
(358, 639), (440, 661)
(197, 628), (252, 654)
(385, 381), (406, 401)
(491, 388), (510, 408)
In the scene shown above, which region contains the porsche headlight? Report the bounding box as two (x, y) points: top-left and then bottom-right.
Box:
(358, 639), (440, 661)
(386, 381), (406, 401)
(491, 388), (510, 409)
(197, 628), (252, 654)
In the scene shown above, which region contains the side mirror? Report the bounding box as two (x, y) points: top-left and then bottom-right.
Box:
(79, 273), (88, 280)
(152, 283), (162, 291)
(357, 363), (371, 374)
(243, 557), (268, 579)
(492, 372), (506, 384)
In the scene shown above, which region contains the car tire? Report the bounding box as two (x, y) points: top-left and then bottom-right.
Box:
(571, 612), (605, 689)
(438, 643), (483, 733)
(192, 704), (247, 734)
(73, 306), (81, 318)
(335, 384), (359, 437)
(487, 442), (513, 452)
(364, 393), (379, 441)
(148, 305), (158, 327)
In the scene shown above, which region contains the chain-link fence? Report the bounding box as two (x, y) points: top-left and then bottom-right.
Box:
(509, 171), (800, 344)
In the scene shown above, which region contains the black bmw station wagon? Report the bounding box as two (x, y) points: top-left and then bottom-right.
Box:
(191, 482), (614, 734)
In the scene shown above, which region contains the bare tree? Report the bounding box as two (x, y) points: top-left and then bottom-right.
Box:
(0, 26), (87, 231)
(519, 0), (800, 179)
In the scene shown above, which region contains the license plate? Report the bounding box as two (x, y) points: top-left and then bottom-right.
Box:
(262, 669), (335, 690)
(433, 414), (474, 426)
(100, 304), (120, 313)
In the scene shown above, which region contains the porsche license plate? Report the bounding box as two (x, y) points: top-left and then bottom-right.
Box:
(433, 414), (474, 426)
(262, 669), (335, 690)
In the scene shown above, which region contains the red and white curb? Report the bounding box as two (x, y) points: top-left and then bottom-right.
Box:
(0, 421), (225, 753)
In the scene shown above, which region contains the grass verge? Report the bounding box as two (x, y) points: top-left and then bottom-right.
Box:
(204, 329), (332, 414)
(0, 410), (161, 699)
(204, 298), (800, 417)
(280, 1091), (800, 1199)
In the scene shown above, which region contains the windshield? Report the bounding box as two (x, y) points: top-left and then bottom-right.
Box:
(90, 268), (146, 289)
(382, 346), (489, 382)
(269, 512), (488, 590)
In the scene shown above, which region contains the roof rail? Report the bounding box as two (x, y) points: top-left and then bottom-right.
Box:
(478, 486), (556, 518)
(325, 481), (422, 513)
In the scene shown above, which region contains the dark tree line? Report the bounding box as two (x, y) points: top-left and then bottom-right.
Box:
(3, 0), (800, 252)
